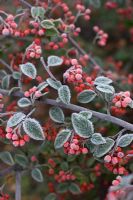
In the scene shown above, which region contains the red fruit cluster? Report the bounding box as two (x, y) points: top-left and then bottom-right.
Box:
(64, 59), (94, 93)
(93, 26), (108, 46)
(24, 85), (47, 99)
(105, 1), (118, 9)
(80, 182), (94, 192)
(63, 135), (88, 155)
(112, 175), (122, 187)
(43, 121), (57, 141)
(0, 93), (4, 111)
(26, 41), (42, 59)
(111, 106), (127, 116)
(104, 147), (128, 175)
(29, 20), (46, 36)
(6, 127), (30, 147)
(47, 33), (68, 50)
(54, 170), (76, 183)
(0, 127), (6, 139)
(76, 4), (91, 21)
(0, 193), (10, 200)
(1, 14), (17, 36)
(112, 91), (132, 108)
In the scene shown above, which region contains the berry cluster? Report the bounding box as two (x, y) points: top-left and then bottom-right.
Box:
(43, 121), (57, 141)
(63, 135), (88, 155)
(80, 182), (94, 192)
(0, 127), (6, 139)
(111, 175), (122, 187)
(64, 59), (94, 93)
(29, 20), (46, 36)
(76, 4), (91, 21)
(54, 170), (76, 183)
(112, 91), (132, 108)
(104, 147), (128, 175)
(46, 33), (68, 50)
(0, 193), (10, 200)
(26, 41), (42, 59)
(0, 93), (4, 111)
(105, 1), (118, 9)
(6, 127), (30, 147)
(93, 26), (108, 46)
(1, 14), (17, 36)
(24, 86), (42, 98)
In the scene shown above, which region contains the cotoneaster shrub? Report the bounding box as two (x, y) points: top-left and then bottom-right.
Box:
(0, 0), (133, 200)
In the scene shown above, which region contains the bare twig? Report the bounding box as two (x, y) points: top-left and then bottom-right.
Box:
(15, 171), (21, 200)
(40, 57), (57, 80)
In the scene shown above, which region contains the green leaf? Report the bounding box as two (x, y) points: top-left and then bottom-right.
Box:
(49, 106), (64, 123)
(37, 81), (48, 92)
(69, 183), (81, 194)
(12, 72), (21, 80)
(57, 183), (68, 193)
(15, 154), (28, 167)
(118, 134), (133, 147)
(45, 28), (59, 36)
(58, 85), (71, 104)
(91, 133), (106, 145)
(72, 113), (94, 138)
(96, 84), (115, 94)
(2, 75), (10, 89)
(8, 87), (20, 95)
(94, 76), (112, 85)
(79, 111), (92, 120)
(20, 62), (37, 79)
(77, 90), (96, 103)
(41, 20), (55, 29)
(31, 6), (45, 20)
(45, 193), (57, 200)
(23, 118), (45, 140)
(46, 78), (62, 90)
(7, 112), (26, 127)
(94, 138), (115, 157)
(54, 129), (71, 149)
(31, 168), (44, 182)
(18, 98), (31, 108)
(0, 151), (14, 166)
(48, 56), (63, 67)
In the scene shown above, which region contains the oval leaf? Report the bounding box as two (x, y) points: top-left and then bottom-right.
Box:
(18, 98), (31, 108)
(41, 20), (54, 29)
(69, 183), (81, 194)
(96, 84), (115, 94)
(7, 112), (26, 127)
(58, 85), (71, 104)
(0, 151), (14, 166)
(77, 90), (96, 104)
(94, 76), (112, 85)
(48, 56), (63, 67)
(94, 138), (115, 157)
(23, 118), (45, 140)
(91, 133), (106, 145)
(31, 168), (44, 182)
(15, 154), (28, 167)
(45, 193), (57, 200)
(49, 106), (64, 123)
(20, 62), (37, 79)
(2, 75), (10, 89)
(118, 134), (133, 147)
(54, 129), (71, 149)
(72, 113), (94, 138)
(46, 78), (62, 90)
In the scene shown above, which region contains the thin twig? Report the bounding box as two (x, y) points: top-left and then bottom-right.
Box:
(40, 57), (57, 80)
(0, 59), (13, 73)
(15, 171), (21, 200)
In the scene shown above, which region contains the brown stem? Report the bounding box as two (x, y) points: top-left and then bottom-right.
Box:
(15, 171), (21, 200)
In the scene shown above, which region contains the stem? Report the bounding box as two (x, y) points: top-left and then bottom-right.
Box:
(15, 171), (21, 200)
(0, 88), (133, 131)
(19, 0), (32, 8)
(0, 59), (13, 73)
(40, 57), (57, 80)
